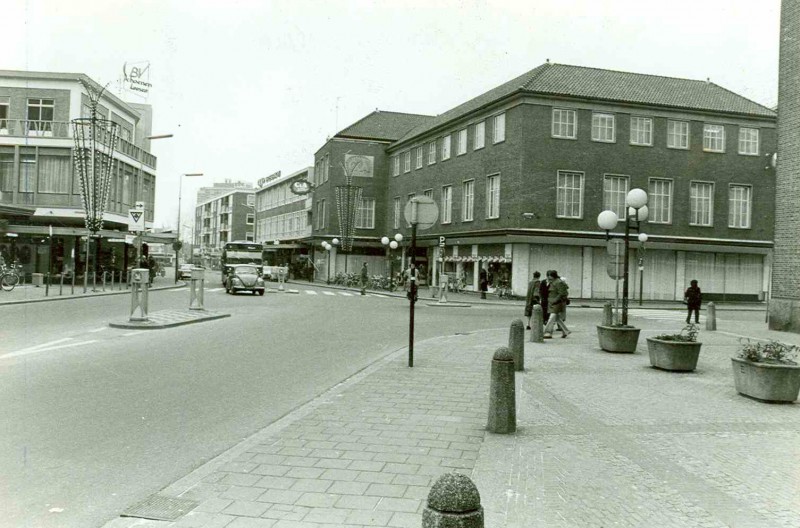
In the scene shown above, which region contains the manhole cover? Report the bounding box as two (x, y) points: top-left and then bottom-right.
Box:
(121, 494), (198, 521)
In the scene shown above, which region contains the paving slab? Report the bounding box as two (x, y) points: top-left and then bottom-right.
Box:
(109, 309), (230, 329)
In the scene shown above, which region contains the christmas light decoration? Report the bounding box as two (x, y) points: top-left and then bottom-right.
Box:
(334, 153), (367, 253)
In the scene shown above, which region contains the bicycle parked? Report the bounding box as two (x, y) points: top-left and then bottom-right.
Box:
(495, 279), (513, 300)
(0, 263), (22, 292)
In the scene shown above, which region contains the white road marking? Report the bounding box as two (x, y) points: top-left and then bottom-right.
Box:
(2, 340), (99, 359)
(11, 337), (73, 353)
(88, 327), (108, 333)
(305, 290), (318, 295)
(323, 291), (336, 296)
(206, 288), (225, 292)
(339, 292), (354, 296)
(122, 331), (144, 337)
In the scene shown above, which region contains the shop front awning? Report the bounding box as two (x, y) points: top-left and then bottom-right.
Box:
(443, 255), (511, 263)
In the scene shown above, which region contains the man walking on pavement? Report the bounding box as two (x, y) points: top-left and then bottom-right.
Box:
(360, 262), (368, 295)
(543, 270), (571, 339)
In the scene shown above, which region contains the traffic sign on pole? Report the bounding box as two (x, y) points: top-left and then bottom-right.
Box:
(439, 236), (446, 247)
(404, 196), (438, 230)
(128, 208), (145, 232)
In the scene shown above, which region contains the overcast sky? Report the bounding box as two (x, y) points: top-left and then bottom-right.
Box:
(8, 0), (782, 232)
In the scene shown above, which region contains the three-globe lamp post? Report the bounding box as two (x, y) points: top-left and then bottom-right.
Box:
(321, 238), (339, 284)
(597, 188), (649, 326)
(381, 233), (403, 287)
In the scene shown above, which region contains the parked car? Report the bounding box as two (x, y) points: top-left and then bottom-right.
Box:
(178, 264), (194, 280)
(225, 264), (266, 296)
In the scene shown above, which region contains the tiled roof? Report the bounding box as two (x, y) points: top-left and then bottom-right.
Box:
(335, 110), (433, 141)
(394, 63), (775, 146)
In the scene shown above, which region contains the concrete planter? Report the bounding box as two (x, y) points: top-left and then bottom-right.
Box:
(646, 338), (702, 371)
(596, 325), (641, 353)
(731, 357), (800, 402)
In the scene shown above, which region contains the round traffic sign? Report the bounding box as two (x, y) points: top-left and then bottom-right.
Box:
(404, 196), (439, 230)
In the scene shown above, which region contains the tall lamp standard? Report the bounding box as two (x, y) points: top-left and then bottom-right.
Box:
(597, 189), (648, 326)
(175, 172), (204, 283)
(381, 233), (403, 287)
(136, 133), (173, 264)
(637, 233), (648, 305)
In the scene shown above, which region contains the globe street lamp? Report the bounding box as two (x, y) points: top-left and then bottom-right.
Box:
(322, 238), (339, 284)
(381, 233), (403, 288)
(597, 188), (649, 326)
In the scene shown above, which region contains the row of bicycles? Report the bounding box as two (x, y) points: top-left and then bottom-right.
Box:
(0, 263), (22, 292)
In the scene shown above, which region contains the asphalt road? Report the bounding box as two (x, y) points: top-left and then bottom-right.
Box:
(0, 283), (525, 528)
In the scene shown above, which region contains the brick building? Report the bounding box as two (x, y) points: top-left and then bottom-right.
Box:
(194, 189), (255, 269)
(770, 1), (800, 332)
(0, 70), (163, 279)
(312, 63), (776, 300)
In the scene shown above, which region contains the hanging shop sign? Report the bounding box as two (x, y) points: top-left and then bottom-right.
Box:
(289, 179), (314, 195)
(122, 61), (153, 96)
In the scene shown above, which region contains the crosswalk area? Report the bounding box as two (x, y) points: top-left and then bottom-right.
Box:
(172, 287), (391, 298)
(628, 308), (704, 324)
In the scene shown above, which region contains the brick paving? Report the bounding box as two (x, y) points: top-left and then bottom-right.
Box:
(98, 312), (800, 528)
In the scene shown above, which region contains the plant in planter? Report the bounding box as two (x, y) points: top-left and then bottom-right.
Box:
(731, 339), (800, 402)
(646, 324), (702, 371)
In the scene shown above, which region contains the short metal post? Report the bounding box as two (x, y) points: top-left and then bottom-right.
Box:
(71, 270), (75, 295)
(92, 271), (96, 292)
(129, 268), (149, 321)
(102, 272), (106, 292)
(438, 272), (449, 304)
(422, 473), (484, 528)
(189, 267), (205, 310)
(509, 319), (524, 371)
(530, 305), (544, 343)
(487, 346), (516, 434)
(705, 302), (717, 331)
(603, 302), (613, 326)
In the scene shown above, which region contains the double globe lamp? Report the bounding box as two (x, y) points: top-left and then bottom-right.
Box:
(321, 238), (339, 284)
(381, 233), (403, 283)
(596, 188), (649, 326)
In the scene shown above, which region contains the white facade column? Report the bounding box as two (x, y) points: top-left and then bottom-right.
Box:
(472, 245), (479, 287)
(511, 243), (527, 294)
(675, 251), (686, 301)
(582, 246), (593, 299)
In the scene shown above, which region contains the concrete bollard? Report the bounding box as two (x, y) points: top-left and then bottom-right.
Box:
(705, 302), (716, 331)
(422, 472), (484, 528)
(487, 346), (516, 434)
(603, 302), (613, 326)
(509, 319), (524, 371)
(529, 305), (544, 343)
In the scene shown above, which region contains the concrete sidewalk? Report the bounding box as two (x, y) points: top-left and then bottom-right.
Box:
(104, 314), (800, 528)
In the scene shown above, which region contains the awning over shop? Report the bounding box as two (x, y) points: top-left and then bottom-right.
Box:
(443, 255), (511, 263)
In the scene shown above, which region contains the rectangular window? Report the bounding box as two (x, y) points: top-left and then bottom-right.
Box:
(703, 124), (725, 152)
(0, 97), (9, 134)
(649, 178), (673, 224)
(246, 213), (254, 225)
(403, 151), (411, 173)
(38, 155), (71, 193)
(738, 128), (759, 155)
(556, 171), (583, 218)
(442, 135), (451, 160)
(392, 156), (400, 176)
(552, 109), (577, 139)
(690, 182), (714, 226)
(493, 113), (506, 143)
(355, 197), (375, 229)
(423, 189), (433, 199)
(603, 174), (629, 219)
(246, 232), (254, 242)
(428, 142), (436, 164)
(416, 147), (423, 169)
(462, 180), (474, 221)
(630, 117), (653, 146)
(323, 155), (329, 182)
(667, 120), (689, 149)
(729, 185), (752, 228)
(19, 154), (36, 193)
(486, 174), (500, 219)
(457, 128), (468, 155)
(0, 153), (14, 192)
(246, 194), (255, 206)
(441, 185), (452, 224)
(393, 197), (401, 229)
(27, 98), (54, 121)
(591, 113), (615, 142)
(474, 121), (485, 150)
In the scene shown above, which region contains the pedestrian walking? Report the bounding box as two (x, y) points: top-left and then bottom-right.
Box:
(524, 271), (542, 329)
(684, 279), (702, 324)
(543, 270), (571, 339)
(539, 271), (551, 324)
(360, 262), (368, 295)
(479, 269), (488, 299)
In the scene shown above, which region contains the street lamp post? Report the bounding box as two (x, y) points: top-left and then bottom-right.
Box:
(637, 232), (648, 306)
(597, 188), (649, 326)
(175, 172), (204, 283)
(381, 233), (403, 288)
(136, 134), (173, 264)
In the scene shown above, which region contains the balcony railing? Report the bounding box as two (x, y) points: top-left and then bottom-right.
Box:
(0, 119), (157, 169)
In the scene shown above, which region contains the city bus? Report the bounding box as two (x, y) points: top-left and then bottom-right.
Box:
(220, 241), (263, 283)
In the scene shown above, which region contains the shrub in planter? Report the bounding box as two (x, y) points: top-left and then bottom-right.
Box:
(646, 324), (701, 372)
(732, 339), (800, 402)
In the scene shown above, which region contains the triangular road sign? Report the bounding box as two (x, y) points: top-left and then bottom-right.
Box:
(129, 208), (145, 232)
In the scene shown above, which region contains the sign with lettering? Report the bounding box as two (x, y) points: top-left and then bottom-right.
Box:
(122, 61), (153, 96)
(257, 171), (282, 188)
(289, 179), (314, 195)
(344, 154), (374, 178)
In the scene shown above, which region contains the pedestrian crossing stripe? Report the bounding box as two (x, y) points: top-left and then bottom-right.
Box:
(340, 292), (353, 296)
(305, 290), (318, 295)
(323, 291), (335, 296)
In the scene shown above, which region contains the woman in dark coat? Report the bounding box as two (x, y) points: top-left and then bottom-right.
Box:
(479, 269), (488, 299)
(539, 271), (551, 324)
(684, 279), (702, 324)
(524, 271), (542, 329)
